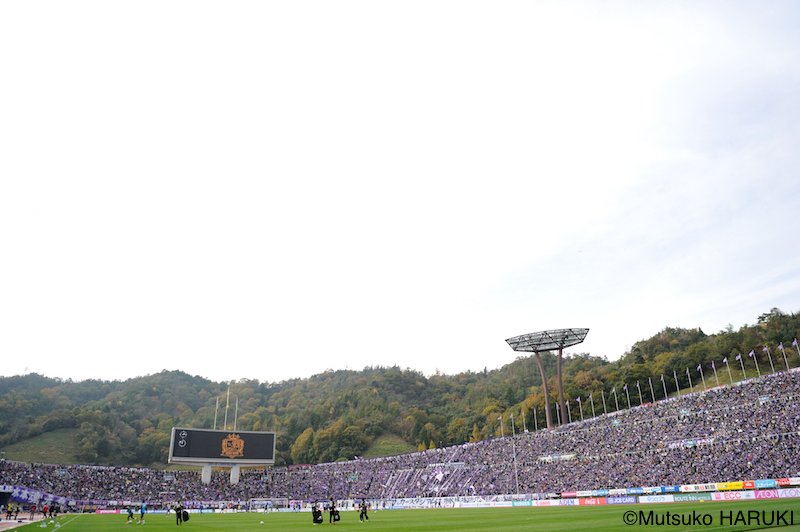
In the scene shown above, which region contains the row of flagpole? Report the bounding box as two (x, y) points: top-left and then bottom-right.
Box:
(496, 338), (799, 436)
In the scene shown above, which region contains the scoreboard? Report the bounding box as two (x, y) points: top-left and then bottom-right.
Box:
(168, 427), (276, 466)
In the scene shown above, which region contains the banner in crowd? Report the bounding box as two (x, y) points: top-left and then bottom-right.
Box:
(0, 485), (75, 508)
(680, 483), (717, 492)
(716, 482), (744, 491)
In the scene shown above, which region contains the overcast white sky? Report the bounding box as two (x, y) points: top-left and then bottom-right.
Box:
(2, 1), (799, 385)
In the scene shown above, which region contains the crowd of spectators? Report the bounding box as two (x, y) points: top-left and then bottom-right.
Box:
(2, 369), (799, 505)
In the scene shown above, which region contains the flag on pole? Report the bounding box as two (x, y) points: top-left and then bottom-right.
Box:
(712, 361), (716, 369)
(793, 339), (798, 347)
(510, 413), (513, 418)
(723, 357), (727, 363)
(623, 384), (627, 391)
(779, 343), (783, 350)
(763, 346), (768, 352)
(736, 354), (741, 361)
(686, 368), (690, 375)
(577, 396), (581, 403)
(497, 415), (501, 421)
(697, 364), (701, 371)
(660, 374), (664, 381)
(749, 350), (755, 358)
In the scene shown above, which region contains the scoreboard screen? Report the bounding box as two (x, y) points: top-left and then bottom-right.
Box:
(169, 427), (276, 465)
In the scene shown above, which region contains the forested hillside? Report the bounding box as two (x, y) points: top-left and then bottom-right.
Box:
(1, 308), (798, 468)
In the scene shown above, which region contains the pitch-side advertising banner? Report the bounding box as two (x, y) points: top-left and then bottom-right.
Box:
(639, 495), (675, 504)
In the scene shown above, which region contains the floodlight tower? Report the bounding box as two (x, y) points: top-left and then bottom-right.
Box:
(505, 328), (589, 429)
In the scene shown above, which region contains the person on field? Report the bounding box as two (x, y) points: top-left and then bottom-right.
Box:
(175, 501), (183, 526)
(329, 499), (338, 524)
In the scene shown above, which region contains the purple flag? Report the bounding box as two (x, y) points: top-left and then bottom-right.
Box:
(736, 354), (741, 361)
(612, 387), (616, 394)
(497, 415), (501, 421)
(576, 396), (581, 403)
(660, 374), (664, 381)
(779, 343), (783, 350)
(636, 381), (640, 388)
(510, 413), (513, 419)
(697, 364), (701, 371)
(763, 346), (768, 352)
(723, 357), (728, 363)
(712, 361), (715, 369)
(749, 350), (755, 358)
(623, 384), (627, 391)
(686, 368), (690, 375)
(793, 338), (798, 347)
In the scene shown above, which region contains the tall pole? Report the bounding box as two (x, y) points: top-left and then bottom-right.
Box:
(214, 397), (219, 430)
(738, 353), (747, 379)
(749, 350), (761, 378)
(522, 409), (527, 433)
(661, 375), (668, 399)
(556, 402), (561, 425)
(612, 388), (619, 412)
(534, 407), (538, 432)
(636, 381), (642, 406)
(589, 393), (596, 418)
(698, 365), (707, 391)
(511, 413), (516, 436)
(763, 346), (775, 373)
(624, 385), (631, 409)
(601, 390), (608, 415)
(512, 437), (519, 495)
(577, 397), (583, 421)
(234, 397), (239, 431)
(673, 371), (681, 396)
(712, 361), (720, 387)
(499, 415), (504, 437)
(224, 386), (230, 430)
(557, 347), (567, 430)
(779, 343), (790, 370)
(686, 368), (693, 392)
(567, 402), (572, 424)
(648, 377), (656, 403)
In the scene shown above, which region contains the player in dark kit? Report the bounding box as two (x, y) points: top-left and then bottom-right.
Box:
(311, 501), (323, 525)
(359, 500), (369, 522)
(175, 501), (183, 526)
(329, 499), (339, 524)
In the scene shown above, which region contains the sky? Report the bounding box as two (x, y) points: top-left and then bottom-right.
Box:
(1, 1), (799, 385)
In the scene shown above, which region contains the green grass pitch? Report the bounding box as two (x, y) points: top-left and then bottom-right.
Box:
(10, 500), (800, 532)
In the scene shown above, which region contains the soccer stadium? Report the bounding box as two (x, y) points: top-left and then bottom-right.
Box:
(3, 366), (800, 531)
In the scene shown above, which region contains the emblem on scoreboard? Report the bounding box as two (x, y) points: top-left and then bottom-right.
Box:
(221, 433), (245, 459)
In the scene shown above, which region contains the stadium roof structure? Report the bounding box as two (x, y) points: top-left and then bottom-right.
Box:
(505, 328), (589, 353)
